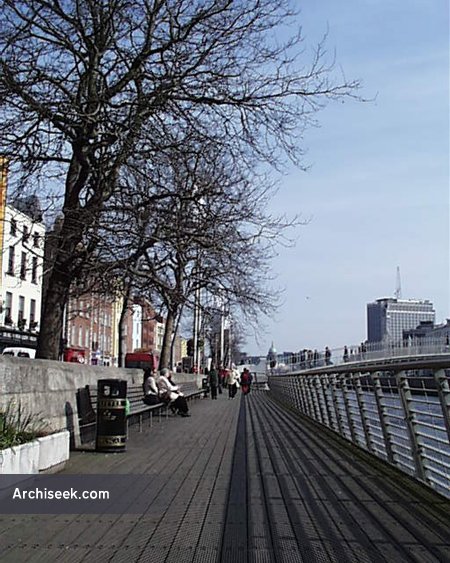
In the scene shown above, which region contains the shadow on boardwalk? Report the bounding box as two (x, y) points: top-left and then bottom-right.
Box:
(0, 390), (449, 562)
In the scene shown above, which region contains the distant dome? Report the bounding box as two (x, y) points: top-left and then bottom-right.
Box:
(267, 342), (277, 357)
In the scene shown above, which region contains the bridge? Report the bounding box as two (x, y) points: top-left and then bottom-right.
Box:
(0, 353), (449, 562)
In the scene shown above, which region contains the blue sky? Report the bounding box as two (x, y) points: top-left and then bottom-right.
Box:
(245, 0), (449, 356)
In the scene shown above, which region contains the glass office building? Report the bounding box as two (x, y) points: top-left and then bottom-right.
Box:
(367, 298), (435, 343)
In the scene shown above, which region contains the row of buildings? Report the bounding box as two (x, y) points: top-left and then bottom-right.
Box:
(0, 159), (187, 365)
(367, 297), (449, 344)
(274, 297), (449, 365)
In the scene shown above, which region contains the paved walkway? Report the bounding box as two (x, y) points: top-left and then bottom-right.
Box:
(0, 389), (449, 562)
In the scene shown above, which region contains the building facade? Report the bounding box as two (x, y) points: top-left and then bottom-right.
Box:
(367, 298), (435, 343)
(65, 292), (134, 366)
(0, 204), (46, 350)
(403, 319), (450, 344)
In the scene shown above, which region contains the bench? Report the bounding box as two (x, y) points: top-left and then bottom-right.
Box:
(76, 380), (203, 443)
(126, 385), (168, 431)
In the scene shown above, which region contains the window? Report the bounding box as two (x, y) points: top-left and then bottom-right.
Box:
(4, 293), (12, 324)
(30, 299), (36, 325)
(22, 225), (29, 243)
(78, 326), (83, 347)
(31, 256), (38, 284)
(18, 296), (25, 322)
(33, 233), (40, 248)
(7, 246), (15, 275)
(10, 219), (17, 236)
(20, 252), (27, 280)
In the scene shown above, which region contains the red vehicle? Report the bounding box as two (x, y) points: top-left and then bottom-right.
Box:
(64, 346), (86, 364)
(124, 352), (159, 371)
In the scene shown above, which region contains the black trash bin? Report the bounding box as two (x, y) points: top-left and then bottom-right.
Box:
(202, 377), (209, 397)
(96, 379), (128, 453)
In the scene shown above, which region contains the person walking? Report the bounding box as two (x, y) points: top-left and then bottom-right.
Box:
(240, 368), (252, 395)
(343, 346), (349, 363)
(208, 365), (219, 400)
(227, 368), (240, 399)
(325, 346), (332, 366)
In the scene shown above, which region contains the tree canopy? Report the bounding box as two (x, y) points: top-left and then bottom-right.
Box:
(0, 0), (359, 358)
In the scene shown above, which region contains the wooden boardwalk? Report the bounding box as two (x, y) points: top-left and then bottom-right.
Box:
(0, 389), (449, 562)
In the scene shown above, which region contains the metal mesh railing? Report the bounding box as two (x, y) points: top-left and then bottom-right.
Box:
(269, 365), (450, 500)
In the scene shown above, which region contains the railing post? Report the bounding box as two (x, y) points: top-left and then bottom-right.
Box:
(299, 377), (312, 417)
(341, 374), (358, 444)
(330, 375), (345, 437)
(313, 376), (327, 424)
(290, 377), (297, 408)
(354, 373), (374, 453)
(296, 377), (306, 414)
(372, 372), (395, 464)
(322, 375), (337, 430)
(434, 369), (450, 443)
(307, 376), (319, 420)
(292, 377), (300, 411)
(293, 377), (301, 410)
(286, 377), (294, 407)
(306, 377), (320, 422)
(396, 371), (427, 482)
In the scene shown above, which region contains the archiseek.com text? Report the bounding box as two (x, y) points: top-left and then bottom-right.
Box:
(12, 487), (110, 501)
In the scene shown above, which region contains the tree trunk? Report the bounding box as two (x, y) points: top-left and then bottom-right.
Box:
(36, 151), (99, 359)
(36, 270), (70, 360)
(159, 310), (175, 370)
(169, 304), (184, 370)
(117, 284), (131, 368)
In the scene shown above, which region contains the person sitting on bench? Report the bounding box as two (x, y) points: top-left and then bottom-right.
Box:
(142, 368), (161, 406)
(157, 368), (191, 417)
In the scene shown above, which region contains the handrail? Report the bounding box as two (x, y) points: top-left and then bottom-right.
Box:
(272, 339), (450, 374)
(268, 359), (450, 500)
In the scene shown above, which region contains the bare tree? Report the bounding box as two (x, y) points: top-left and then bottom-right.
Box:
(115, 138), (299, 369)
(0, 0), (359, 359)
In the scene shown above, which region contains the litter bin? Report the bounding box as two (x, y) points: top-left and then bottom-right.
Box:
(202, 377), (209, 397)
(96, 379), (128, 453)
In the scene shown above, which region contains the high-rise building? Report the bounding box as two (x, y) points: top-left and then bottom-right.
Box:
(367, 298), (435, 343)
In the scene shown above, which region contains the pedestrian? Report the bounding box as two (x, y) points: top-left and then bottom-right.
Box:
(307, 349), (313, 368)
(360, 342), (367, 359)
(157, 368), (191, 417)
(300, 350), (306, 369)
(208, 365), (219, 400)
(343, 346), (349, 362)
(313, 349), (319, 367)
(227, 368), (239, 398)
(240, 368), (252, 395)
(325, 346), (332, 366)
(142, 368), (161, 406)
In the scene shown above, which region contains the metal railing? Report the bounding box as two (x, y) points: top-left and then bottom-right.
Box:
(273, 338), (450, 373)
(268, 356), (450, 500)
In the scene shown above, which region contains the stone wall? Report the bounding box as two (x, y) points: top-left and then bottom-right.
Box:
(0, 356), (202, 448)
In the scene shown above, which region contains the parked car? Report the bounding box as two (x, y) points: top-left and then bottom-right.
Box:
(2, 347), (36, 358)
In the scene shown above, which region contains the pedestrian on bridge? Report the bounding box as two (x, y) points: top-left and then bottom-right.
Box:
(325, 346), (332, 365)
(343, 346), (349, 362)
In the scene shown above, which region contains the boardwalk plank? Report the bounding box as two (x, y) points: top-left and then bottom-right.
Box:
(0, 390), (449, 562)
